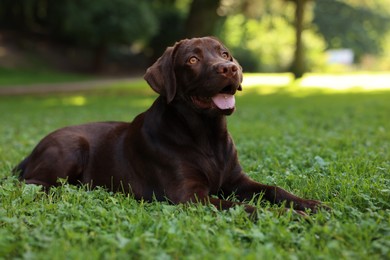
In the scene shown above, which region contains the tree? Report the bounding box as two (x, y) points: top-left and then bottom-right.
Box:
(147, 0), (227, 63)
(0, 0), (159, 72)
(0, 0), (48, 32)
(147, 0), (187, 62)
(286, 0), (312, 79)
(313, 0), (390, 62)
(47, 0), (157, 71)
(185, 0), (221, 37)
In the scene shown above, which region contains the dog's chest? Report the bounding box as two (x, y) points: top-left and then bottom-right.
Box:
(188, 140), (234, 192)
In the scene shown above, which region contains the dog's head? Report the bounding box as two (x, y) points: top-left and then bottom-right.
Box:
(144, 37), (243, 115)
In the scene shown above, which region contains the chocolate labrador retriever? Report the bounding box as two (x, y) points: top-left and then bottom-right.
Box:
(15, 37), (325, 215)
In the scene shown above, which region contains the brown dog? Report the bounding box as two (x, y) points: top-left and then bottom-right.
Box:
(15, 37), (325, 215)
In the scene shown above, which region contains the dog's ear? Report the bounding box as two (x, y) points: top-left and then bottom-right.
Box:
(144, 46), (176, 103)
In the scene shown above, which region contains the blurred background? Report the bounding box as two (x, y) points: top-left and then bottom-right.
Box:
(0, 0), (389, 79)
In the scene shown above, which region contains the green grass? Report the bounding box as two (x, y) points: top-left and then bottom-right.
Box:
(0, 80), (389, 259)
(0, 67), (93, 86)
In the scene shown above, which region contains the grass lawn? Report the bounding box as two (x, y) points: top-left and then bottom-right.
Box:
(0, 76), (389, 259)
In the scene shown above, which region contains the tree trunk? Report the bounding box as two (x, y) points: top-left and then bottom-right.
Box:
(185, 0), (221, 38)
(92, 44), (107, 73)
(288, 0), (308, 79)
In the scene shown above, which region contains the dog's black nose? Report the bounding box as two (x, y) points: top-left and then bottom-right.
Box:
(216, 63), (238, 77)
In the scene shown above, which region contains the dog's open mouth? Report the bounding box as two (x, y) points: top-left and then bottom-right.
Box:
(191, 84), (239, 111)
(211, 93), (235, 110)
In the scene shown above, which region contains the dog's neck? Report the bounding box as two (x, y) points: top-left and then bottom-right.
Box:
(173, 98), (227, 135)
(146, 96), (229, 141)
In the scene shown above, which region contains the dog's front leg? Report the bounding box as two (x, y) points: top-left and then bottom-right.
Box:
(203, 197), (257, 215)
(231, 175), (325, 213)
(174, 186), (257, 215)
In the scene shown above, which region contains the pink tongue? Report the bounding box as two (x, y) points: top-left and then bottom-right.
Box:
(211, 94), (235, 110)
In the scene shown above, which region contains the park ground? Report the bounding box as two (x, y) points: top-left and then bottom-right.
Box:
(0, 71), (389, 259)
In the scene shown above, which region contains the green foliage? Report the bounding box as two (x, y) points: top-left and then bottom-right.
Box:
(47, 0), (157, 47)
(0, 79), (389, 258)
(377, 33), (390, 70)
(218, 13), (326, 72)
(219, 0), (390, 72)
(1, 0), (389, 73)
(0, 0), (157, 48)
(313, 0), (390, 61)
(147, 1), (188, 59)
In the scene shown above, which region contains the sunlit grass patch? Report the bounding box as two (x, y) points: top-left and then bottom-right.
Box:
(298, 72), (390, 92)
(242, 72), (390, 96)
(243, 73), (294, 87)
(61, 96), (87, 106)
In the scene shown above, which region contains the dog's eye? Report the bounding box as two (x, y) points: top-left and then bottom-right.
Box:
(222, 52), (229, 59)
(188, 57), (198, 64)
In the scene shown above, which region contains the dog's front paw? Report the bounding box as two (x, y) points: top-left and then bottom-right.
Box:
(298, 199), (331, 214)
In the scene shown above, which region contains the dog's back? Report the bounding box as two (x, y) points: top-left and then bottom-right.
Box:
(16, 121), (134, 189)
